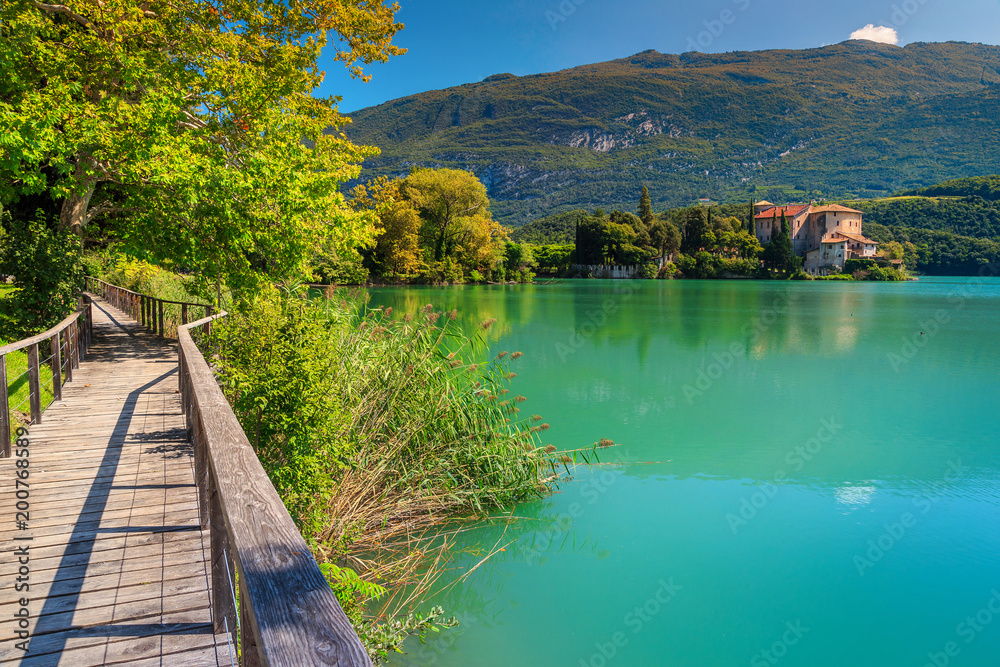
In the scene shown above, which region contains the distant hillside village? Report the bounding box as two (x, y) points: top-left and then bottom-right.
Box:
(752, 201), (902, 275)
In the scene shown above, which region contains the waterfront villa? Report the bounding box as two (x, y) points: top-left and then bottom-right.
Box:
(753, 202), (879, 274)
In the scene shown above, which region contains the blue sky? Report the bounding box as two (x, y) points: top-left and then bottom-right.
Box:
(320, 0), (1000, 112)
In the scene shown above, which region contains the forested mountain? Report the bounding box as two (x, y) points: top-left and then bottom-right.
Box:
(346, 41), (1000, 226)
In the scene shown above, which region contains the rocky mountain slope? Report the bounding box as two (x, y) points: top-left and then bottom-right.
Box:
(345, 41), (1000, 225)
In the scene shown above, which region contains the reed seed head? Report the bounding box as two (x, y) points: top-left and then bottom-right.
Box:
(511, 351), (523, 359)
(544, 445), (556, 453)
(599, 438), (615, 448)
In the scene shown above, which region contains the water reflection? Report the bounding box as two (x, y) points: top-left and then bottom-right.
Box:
(370, 279), (1000, 667)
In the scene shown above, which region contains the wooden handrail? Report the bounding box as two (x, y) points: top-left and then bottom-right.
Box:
(85, 277), (214, 337)
(1, 297), (93, 455)
(177, 314), (371, 666)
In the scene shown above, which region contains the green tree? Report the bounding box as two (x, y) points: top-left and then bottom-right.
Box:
(763, 213), (796, 272)
(681, 207), (708, 254)
(576, 213), (609, 265)
(1, 0), (404, 296)
(351, 177), (423, 278)
(649, 218), (681, 258)
(638, 186), (655, 226)
(0, 211), (84, 338)
(402, 168), (504, 271)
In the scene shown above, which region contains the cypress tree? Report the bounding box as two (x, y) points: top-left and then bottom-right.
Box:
(774, 212), (794, 272)
(638, 186), (654, 226)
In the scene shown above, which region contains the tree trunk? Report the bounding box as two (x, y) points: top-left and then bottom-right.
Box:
(59, 161), (98, 238)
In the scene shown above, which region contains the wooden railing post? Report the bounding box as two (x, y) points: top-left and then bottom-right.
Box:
(181, 303), (188, 325)
(209, 472), (237, 640)
(70, 321), (79, 370)
(64, 329), (73, 384)
(51, 334), (62, 402)
(158, 300), (165, 337)
(27, 344), (41, 425)
(239, 580), (262, 667)
(0, 355), (9, 457)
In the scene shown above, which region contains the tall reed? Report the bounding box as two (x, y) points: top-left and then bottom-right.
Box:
(209, 285), (558, 658)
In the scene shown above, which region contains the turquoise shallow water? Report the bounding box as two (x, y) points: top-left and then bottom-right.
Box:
(369, 277), (1000, 667)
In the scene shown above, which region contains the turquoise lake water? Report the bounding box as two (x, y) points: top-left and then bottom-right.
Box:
(369, 277), (1000, 667)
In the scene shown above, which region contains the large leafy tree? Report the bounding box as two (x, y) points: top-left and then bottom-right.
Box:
(350, 176), (423, 277)
(0, 0), (404, 295)
(649, 217), (681, 258)
(402, 168), (503, 267)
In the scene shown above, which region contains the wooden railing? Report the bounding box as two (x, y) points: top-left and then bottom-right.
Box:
(0, 299), (93, 455)
(178, 314), (371, 666)
(85, 277), (214, 337)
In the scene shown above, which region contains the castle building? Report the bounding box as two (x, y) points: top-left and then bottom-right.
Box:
(753, 203), (878, 275)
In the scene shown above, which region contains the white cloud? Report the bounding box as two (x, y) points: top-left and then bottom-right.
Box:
(848, 24), (900, 45)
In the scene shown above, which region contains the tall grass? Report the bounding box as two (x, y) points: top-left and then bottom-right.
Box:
(208, 285), (560, 660)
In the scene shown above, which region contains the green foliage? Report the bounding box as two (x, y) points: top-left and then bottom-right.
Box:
(209, 289), (559, 659)
(637, 186), (654, 226)
(637, 262), (658, 279)
(761, 214), (796, 273)
(1, 0), (404, 295)
(355, 606), (459, 664)
(211, 287), (556, 537)
(0, 211), (83, 338)
(509, 209), (588, 245)
(313, 248), (370, 285)
(346, 42), (1000, 225)
(900, 175), (1000, 200)
(842, 258), (907, 281)
(533, 244), (574, 275)
(352, 169), (506, 283)
(844, 195), (1000, 238)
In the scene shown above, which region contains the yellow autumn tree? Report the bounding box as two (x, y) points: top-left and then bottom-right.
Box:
(350, 176), (423, 277)
(401, 168), (505, 274)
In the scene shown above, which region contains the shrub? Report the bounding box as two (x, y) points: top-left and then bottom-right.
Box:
(638, 262), (658, 279)
(0, 211), (84, 339)
(657, 262), (678, 279)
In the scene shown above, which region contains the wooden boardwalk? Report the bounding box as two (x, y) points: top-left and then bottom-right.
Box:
(0, 296), (231, 666)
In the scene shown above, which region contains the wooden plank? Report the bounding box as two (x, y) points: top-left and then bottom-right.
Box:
(0, 296), (223, 667)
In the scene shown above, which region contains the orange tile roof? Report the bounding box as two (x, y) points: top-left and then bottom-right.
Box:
(830, 231), (878, 244)
(811, 204), (863, 214)
(755, 204), (809, 220)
